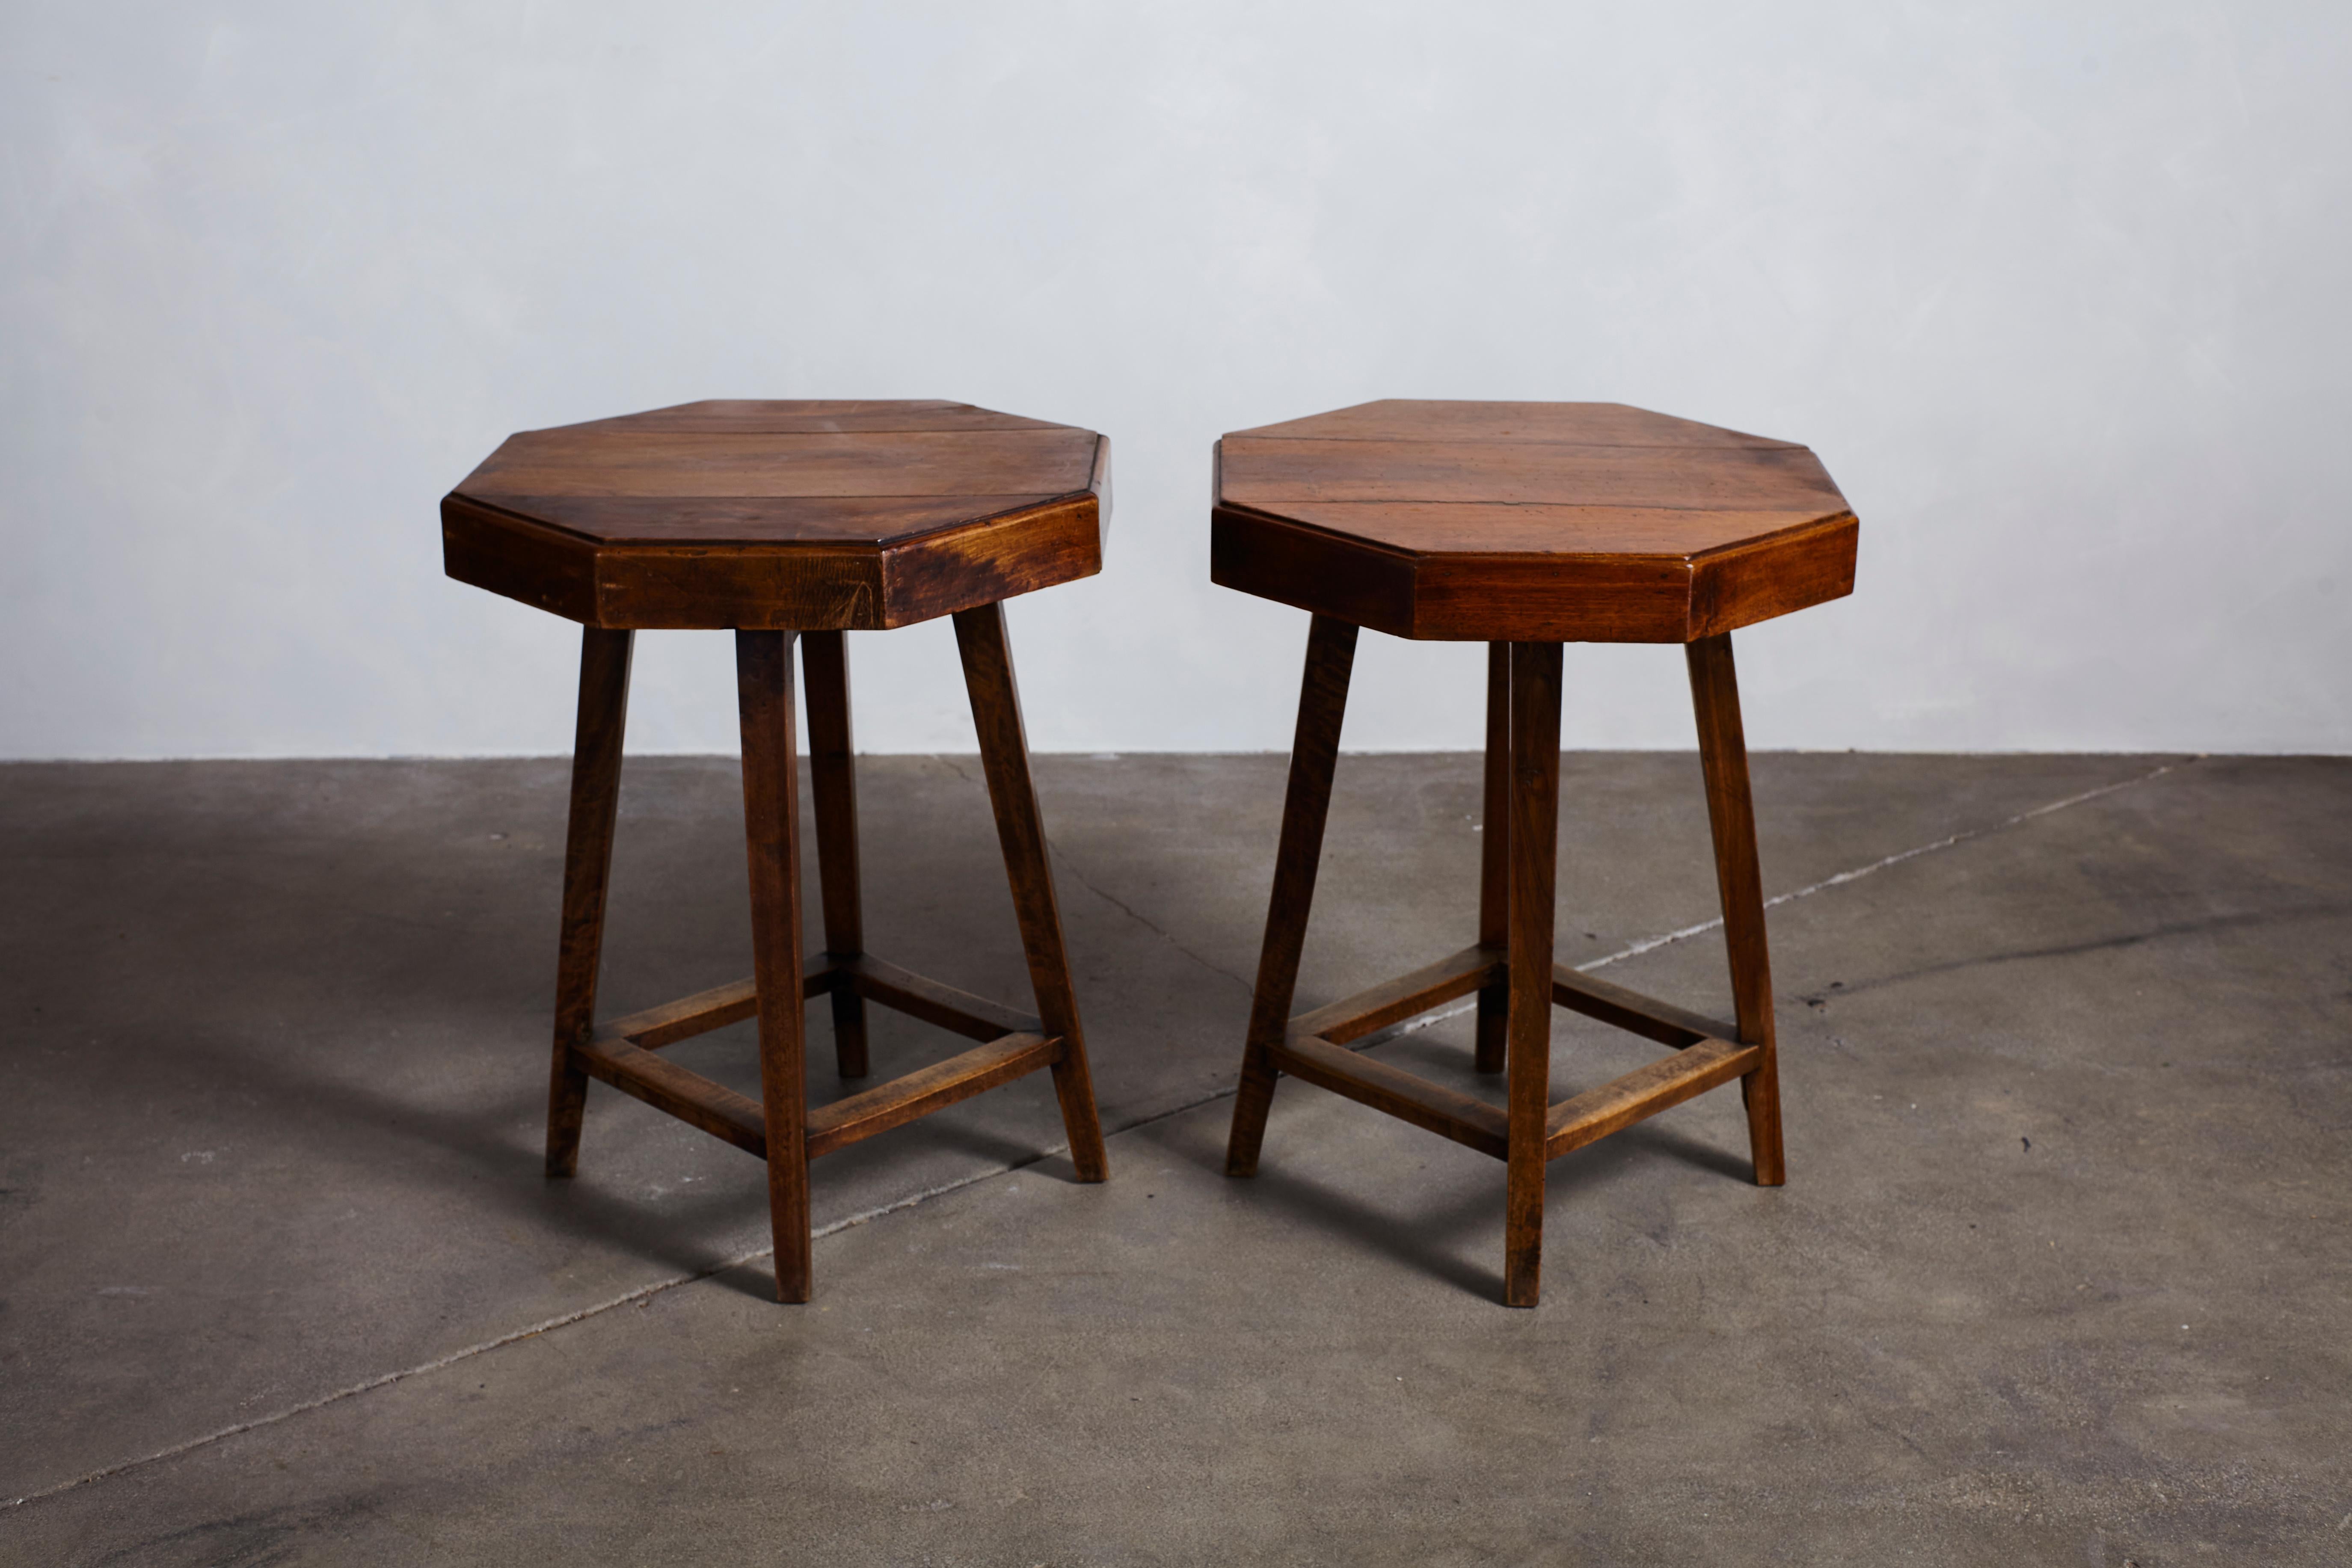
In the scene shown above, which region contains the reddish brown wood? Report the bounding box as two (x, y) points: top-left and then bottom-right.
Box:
(1543, 1038), (1761, 1159)
(601, 957), (834, 1052)
(441, 404), (1111, 630)
(545, 627), (633, 1180)
(837, 953), (1041, 1042)
(1504, 640), (1564, 1307)
(575, 1034), (767, 1159)
(1208, 401), (1857, 643)
(1290, 943), (1499, 1046)
(1231, 400), (1800, 448)
(801, 629), (869, 1078)
(1225, 614), (1359, 1178)
(736, 629), (813, 1303)
(805, 1033), (1059, 1159)
(1548, 966), (1737, 1052)
(1475, 643), (1510, 1073)
(1687, 633), (1786, 1187)
(459, 401), (1115, 1306)
(1269, 1035), (1507, 1159)
(1213, 403), (1836, 1306)
(953, 602), (1109, 1183)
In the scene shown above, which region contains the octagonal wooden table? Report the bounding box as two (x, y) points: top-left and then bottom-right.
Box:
(443, 399), (1111, 1302)
(1210, 400), (1858, 1307)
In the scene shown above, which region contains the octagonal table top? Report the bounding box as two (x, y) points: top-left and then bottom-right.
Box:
(442, 400), (1109, 631)
(1211, 400), (1857, 643)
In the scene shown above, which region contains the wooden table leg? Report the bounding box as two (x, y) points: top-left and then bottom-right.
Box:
(952, 603), (1109, 1183)
(737, 630), (814, 1302)
(546, 627), (633, 1180)
(1504, 640), (1563, 1307)
(1475, 642), (1511, 1075)
(802, 629), (869, 1079)
(1226, 614), (1360, 1177)
(1687, 632), (1786, 1188)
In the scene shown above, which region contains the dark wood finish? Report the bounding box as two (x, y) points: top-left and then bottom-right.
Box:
(576, 1034), (768, 1159)
(545, 627), (633, 1179)
(1216, 403), (1836, 1306)
(1544, 1038), (1761, 1159)
(802, 629), (869, 1077)
(1209, 400), (1857, 643)
(954, 603), (1109, 1183)
(1688, 633), (1786, 1187)
(1503, 640), (1564, 1308)
(442, 403), (1112, 631)
(1549, 966), (1738, 1052)
(805, 1033), (1058, 1159)
(1231, 400), (1800, 448)
(737, 630), (813, 1302)
(454, 400), (1114, 1305)
(1224, 615), (1359, 1177)
(599, 956), (835, 1052)
(837, 953), (1042, 1042)
(1270, 1034), (1507, 1159)
(1475, 643), (1510, 1074)
(1289, 943), (1499, 1046)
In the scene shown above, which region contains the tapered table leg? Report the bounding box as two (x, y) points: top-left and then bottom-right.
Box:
(1226, 615), (1360, 1177)
(1504, 640), (1563, 1307)
(953, 604), (1109, 1183)
(1475, 642), (1511, 1075)
(546, 627), (633, 1179)
(802, 629), (869, 1079)
(738, 630), (813, 1302)
(1687, 632), (1785, 1187)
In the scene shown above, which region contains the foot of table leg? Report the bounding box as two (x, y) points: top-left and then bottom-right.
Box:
(738, 630), (813, 1301)
(1688, 633), (1786, 1188)
(954, 603), (1109, 1183)
(1503, 640), (1563, 1307)
(546, 627), (632, 1180)
(1228, 615), (1358, 1178)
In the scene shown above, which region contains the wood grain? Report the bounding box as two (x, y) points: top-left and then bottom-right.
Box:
(1548, 966), (1737, 1052)
(545, 628), (632, 1180)
(1543, 1038), (1761, 1159)
(1688, 633), (1786, 1187)
(1231, 400), (1799, 449)
(802, 629), (869, 1079)
(1220, 437), (1842, 512)
(804, 1034), (1059, 1159)
(839, 953), (1041, 1042)
(736, 629), (813, 1302)
(1476, 644), (1510, 1075)
(1289, 943), (1499, 1046)
(1504, 640), (1563, 1308)
(464, 428), (1096, 505)
(1269, 1034), (1508, 1159)
(575, 1034), (767, 1159)
(1225, 614), (1358, 1178)
(442, 403), (1109, 631)
(954, 602), (1109, 1183)
(1209, 400), (1857, 644)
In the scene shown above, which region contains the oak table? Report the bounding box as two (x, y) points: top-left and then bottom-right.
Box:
(442, 400), (1112, 1302)
(1210, 400), (1859, 1307)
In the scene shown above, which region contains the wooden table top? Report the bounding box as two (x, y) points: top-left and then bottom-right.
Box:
(442, 401), (1110, 631)
(1211, 400), (1857, 643)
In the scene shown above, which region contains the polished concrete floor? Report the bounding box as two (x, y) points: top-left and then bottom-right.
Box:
(0, 750), (2346, 1564)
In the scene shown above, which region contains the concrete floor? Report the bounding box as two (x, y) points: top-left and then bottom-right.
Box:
(0, 750), (2346, 1564)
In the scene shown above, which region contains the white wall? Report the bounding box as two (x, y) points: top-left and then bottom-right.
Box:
(5, 1), (2346, 759)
